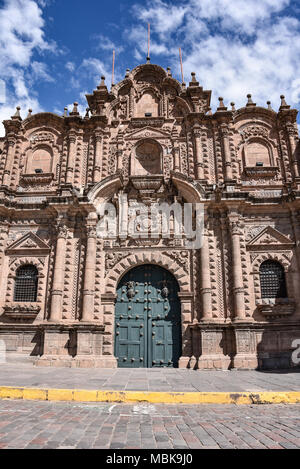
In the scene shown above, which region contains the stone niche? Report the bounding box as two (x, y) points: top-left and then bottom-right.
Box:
(136, 91), (159, 118)
(245, 141), (271, 167)
(26, 145), (53, 174)
(133, 140), (162, 175)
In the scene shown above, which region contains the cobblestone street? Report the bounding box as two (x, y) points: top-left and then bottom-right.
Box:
(0, 400), (299, 449)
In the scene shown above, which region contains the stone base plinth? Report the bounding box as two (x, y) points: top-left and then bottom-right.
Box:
(35, 355), (74, 368)
(36, 355), (117, 368)
(178, 356), (191, 369)
(231, 354), (258, 370)
(71, 355), (117, 368)
(196, 354), (232, 370)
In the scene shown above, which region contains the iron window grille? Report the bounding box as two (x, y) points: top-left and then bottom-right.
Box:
(14, 265), (38, 302)
(259, 260), (287, 299)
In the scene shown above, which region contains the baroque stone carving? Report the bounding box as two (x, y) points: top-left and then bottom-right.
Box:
(3, 304), (41, 320)
(105, 251), (130, 272)
(162, 250), (189, 273)
(30, 132), (55, 144)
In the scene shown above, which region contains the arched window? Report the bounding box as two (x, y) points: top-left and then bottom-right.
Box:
(259, 260), (287, 299)
(14, 265), (38, 302)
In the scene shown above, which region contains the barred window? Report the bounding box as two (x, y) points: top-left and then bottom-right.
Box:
(14, 265), (38, 302)
(259, 260), (287, 299)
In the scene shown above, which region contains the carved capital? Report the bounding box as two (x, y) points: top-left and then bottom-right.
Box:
(86, 224), (97, 239)
(220, 124), (229, 137)
(68, 133), (77, 144)
(7, 138), (16, 147)
(229, 220), (244, 236)
(57, 224), (68, 239)
(95, 133), (102, 143)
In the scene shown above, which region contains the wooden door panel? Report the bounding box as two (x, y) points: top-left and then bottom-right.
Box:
(115, 264), (182, 368)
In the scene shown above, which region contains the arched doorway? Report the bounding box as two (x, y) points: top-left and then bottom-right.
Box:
(115, 264), (182, 368)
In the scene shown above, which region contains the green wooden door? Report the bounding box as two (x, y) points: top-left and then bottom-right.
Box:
(115, 265), (181, 368)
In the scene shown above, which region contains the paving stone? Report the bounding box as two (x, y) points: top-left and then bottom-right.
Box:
(0, 400), (300, 449)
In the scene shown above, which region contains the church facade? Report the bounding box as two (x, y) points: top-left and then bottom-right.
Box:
(0, 62), (300, 370)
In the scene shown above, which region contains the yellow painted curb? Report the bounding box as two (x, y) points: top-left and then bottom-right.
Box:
(0, 386), (300, 405)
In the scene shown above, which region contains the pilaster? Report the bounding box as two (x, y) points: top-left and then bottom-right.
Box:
(81, 215), (97, 322)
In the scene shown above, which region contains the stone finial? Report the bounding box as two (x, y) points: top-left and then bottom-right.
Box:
(146, 56), (151, 64)
(280, 94), (290, 110)
(230, 102), (236, 111)
(189, 72), (199, 87)
(64, 107), (68, 117)
(27, 109), (32, 118)
(12, 106), (21, 120)
(167, 67), (172, 77)
(217, 97), (227, 111)
(246, 94), (256, 106)
(182, 82), (186, 90)
(125, 68), (130, 78)
(266, 100), (273, 110)
(97, 76), (107, 90)
(207, 107), (213, 116)
(70, 102), (79, 116)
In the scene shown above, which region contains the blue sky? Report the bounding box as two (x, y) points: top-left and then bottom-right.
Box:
(0, 0), (300, 135)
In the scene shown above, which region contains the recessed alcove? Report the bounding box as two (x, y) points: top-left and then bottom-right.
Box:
(133, 140), (162, 176)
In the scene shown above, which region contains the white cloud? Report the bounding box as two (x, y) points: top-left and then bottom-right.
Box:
(127, 24), (174, 60)
(65, 61), (75, 72)
(0, 0), (56, 136)
(0, 0), (55, 69)
(188, 0), (290, 35)
(31, 61), (54, 82)
(81, 58), (111, 81)
(130, 0), (300, 112)
(133, 0), (187, 37)
(94, 34), (124, 53)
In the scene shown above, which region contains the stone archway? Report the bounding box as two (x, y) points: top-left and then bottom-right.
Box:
(101, 252), (194, 368)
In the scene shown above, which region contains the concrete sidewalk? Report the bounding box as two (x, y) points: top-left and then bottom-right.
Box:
(0, 364), (299, 404)
(0, 364), (300, 392)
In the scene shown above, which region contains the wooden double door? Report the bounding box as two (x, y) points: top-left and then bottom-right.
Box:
(115, 265), (182, 368)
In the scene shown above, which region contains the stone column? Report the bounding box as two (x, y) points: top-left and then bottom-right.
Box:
(200, 228), (212, 320)
(116, 137), (123, 171)
(66, 131), (76, 185)
(81, 220), (97, 322)
(49, 223), (68, 322)
(193, 126), (204, 180)
(229, 216), (245, 321)
(220, 124), (233, 181)
(0, 222), (9, 279)
(174, 144), (180, 172)
(286, 123), (299, 178)
(3, 136), (15, 186)
(93, 131), (102, 183)
(289, 209), (300, 317)
(178, 292), (194, 368)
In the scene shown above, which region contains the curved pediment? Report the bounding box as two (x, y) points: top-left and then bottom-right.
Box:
(87, 173), (123, 205)
(171, 173), (205, 203)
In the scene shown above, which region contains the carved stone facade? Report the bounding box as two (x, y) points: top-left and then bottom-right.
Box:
(0, 63), (299, 369)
